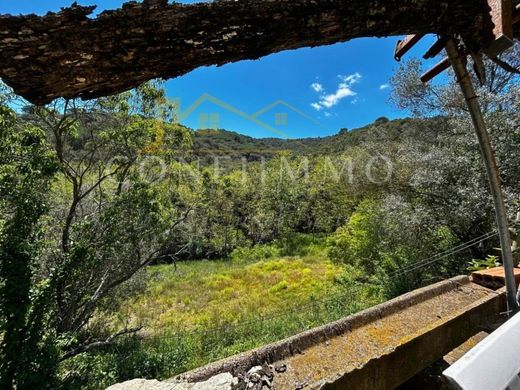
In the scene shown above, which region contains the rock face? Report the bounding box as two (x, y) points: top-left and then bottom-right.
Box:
(105, 365), (276, 390)
(235, 365), (274, 390)
(106, 378), (174, 390)
(0, 0), (496, 105)
(106, 373), (238, 390)
(189, 373), (239, 390)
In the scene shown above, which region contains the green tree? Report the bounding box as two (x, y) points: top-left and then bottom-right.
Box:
(29, 83), (192, 355)
(0, 105), (59, 388)
(327, 198), (382, 274)
(0, 81), (194, 387)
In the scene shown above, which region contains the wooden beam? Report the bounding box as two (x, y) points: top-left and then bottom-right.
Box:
(513, 7), (520, 25)
(394, 35), (424, 61)
(0, 0), (496, 104)
(420, 57), (451, 83)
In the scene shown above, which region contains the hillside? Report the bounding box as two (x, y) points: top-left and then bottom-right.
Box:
(192, 116), (441, 162)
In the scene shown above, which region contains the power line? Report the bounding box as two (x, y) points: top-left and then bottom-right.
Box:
(118, 231), (500, 342)
(385, 231), (498, 279)
(385, 231), (497, 278)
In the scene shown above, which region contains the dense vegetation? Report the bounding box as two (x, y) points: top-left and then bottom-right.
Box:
(63, 237), (381, 388)
(0, 44), (518, 389)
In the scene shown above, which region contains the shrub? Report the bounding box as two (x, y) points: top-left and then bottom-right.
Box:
(278, 233), (328, 257)
(326, 199), (382, 274)
(230, 243), (280, 263)
(467, 255), (500, 272)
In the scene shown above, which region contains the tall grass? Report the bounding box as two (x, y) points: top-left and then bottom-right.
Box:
(60, 236), (381, 389)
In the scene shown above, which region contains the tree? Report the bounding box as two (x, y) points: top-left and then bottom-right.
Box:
(305, 156), (355, 233)
(1, 81), (194, 388)
(254, 154), (309, 244)
(0, 105), (59, 388)
(388, 43), (520, 246)
(390, 43), (520, 116)
(33, 83), (191, 352)
(327, 198), (384, 274)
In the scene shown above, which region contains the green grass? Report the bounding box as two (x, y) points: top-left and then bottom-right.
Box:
(62, 236), (382, 389)
(117, 253), (344, 332)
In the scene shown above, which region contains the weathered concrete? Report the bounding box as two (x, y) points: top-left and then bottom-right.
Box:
(106, 373), (238, 390)
(315, 284), (502, 389)
(175, 276), (504, 389)
(443, 331), (489, 365)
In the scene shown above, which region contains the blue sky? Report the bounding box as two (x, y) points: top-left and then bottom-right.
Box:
(1, 0), (439, 139)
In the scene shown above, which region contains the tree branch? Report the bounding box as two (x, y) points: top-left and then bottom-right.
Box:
(59, 326), (142, 361)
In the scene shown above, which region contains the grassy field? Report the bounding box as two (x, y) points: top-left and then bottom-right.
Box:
(120, 250), (345, 332)
(65, 237), (382, 389)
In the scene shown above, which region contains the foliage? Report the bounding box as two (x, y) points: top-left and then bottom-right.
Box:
(1, 40), (519, 389)
(327, 199), (382, 274)
(60, 240), (380, 389)
(113, 239), (344, 333)
(230, 243), (280, 263)
(390, 44), (520, 116)
(327, 196), (465, 296)
(63, 287), (374, 390)
(0, 105), (59, 388)
(467, 255), (500, 272)
(24, 82), (193, 359)
(1, 81), (195, 386)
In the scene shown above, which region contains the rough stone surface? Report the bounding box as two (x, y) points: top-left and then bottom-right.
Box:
(106, 373), (238, 390)
(0, 0), (498, 105)
(106, 378), (175, 390)
(237, 365), (274, 390)
(190, 373), (238, 390)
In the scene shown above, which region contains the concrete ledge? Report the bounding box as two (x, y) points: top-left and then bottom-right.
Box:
(321, 282), (504, 389)
(176, 276), (488, 383)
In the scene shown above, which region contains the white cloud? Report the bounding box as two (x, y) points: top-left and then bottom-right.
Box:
(379, 83), (390, 90)
(310, 102), (322, 111)
(324, 112), (332, 118)
(339, 72), (362, 85)
(320, 85), (356, 108)
(310, 72), (361, 111)
(311, 82), (323, 93)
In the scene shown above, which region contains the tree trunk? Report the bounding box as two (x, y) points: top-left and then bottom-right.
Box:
(0, 0), (499, 105)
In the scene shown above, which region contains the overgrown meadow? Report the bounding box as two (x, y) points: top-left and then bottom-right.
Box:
(62, 236), (381, 389)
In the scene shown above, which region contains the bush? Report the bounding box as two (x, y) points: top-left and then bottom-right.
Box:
(467, 255), (500, 272)
(326, 199), (382, 274)
(326, 197), (463, 298)
(278, 233), (328, 257)
(230, 243), (280, 263)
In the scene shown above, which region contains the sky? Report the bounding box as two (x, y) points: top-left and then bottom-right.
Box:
(1, 0), (440, 139)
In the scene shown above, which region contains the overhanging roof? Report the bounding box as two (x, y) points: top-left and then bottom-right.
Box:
(0, 0), (512, 105)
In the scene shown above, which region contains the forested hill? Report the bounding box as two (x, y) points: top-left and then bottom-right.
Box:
(192, 116), (441, 161)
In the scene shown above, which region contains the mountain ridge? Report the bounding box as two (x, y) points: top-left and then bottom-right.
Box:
(192, 116), (437, 161)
